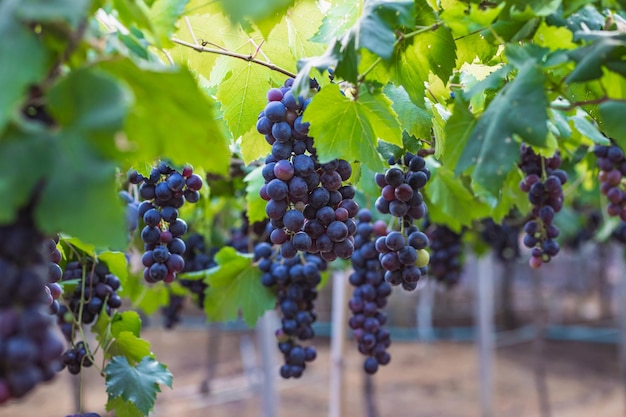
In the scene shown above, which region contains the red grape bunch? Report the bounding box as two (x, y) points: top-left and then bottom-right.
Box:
(373, 153), (431, 291)
(258, 79), (359, 262)
(128, 162), (203, 283)
(518, 144), (567, 268)
(348, 209), (393, 374)
(594, 143), (626, 219)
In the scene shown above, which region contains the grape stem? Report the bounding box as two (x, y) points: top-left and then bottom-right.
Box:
(171, 38), (298, 79)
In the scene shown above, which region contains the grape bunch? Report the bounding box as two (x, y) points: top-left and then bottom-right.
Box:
(60, 341), (93, 375)
(426, 224), (464, 286)
(480, 218), (520, 262)
(254, 242), (325, 379)
(612, 221), (626, 244)
(162, 294), (185, 330)
(518, 144), (567, 268)
(56, 259), (121, 375)
(373, 153), (431, 291)
(128, 162), (203, 283)
(45, 235), (63, 315)
(348, 209), (393, 374)
(594, 143), (626, 219)
(61, 260), (122, 327)
(257, 79), (359, 262)
(374, 153), (430, 221)
(0, 207), (65, 404)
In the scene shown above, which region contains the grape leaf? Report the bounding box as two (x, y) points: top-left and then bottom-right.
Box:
(98, 251), (129, 287)
(383, 84), (432, 140)
(148, 0), (189, 46)
(357, 0), (415, 61)
(35, 132), (127, 249)
(311, 0), (360, 43)
(303, 83), (402, 171)
(92, 311), (151, 364)
(240, 127), (271, 164)
(106, 397), (145, 417)
(119, 275), (170, 315)
(425, 166), (491, 232)
(214, 56), (271, 140)
(566, 34), (626, 83)
(0, 125), (53, 223)
(388, 26), (457, 108)
(47, 68), (131, 146)
(0, 0), (48, 133)
(215, 0), (295, 34)
(112, 0), (153, 34)
(98, 59), (230, 175)
(442, 94), (477, 168)
(203, 247), (275, 327)
(15, 0), (90, 28)
(105, 356), (172, 416)
(598, 101), (626, 148)
(244, 166), (267, 224)
(456, 59), (549, 196)
(570, 112), (610, 145)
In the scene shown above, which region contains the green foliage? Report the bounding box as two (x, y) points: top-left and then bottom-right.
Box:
(304, 84), (402, 171)
(105, 356), (173, 415)
(202, 247), (275, 327)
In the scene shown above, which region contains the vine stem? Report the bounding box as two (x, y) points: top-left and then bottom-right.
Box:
(549, 96), (626, 111)
(171, 38), (297, 78)
(357, 22), (442, 84)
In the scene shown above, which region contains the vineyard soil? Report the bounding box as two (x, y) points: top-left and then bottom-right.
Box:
(3, 328), (621, 417)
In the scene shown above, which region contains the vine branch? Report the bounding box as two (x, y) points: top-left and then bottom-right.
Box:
(550, 96), (626, 111)
(171, 38), (297, 78)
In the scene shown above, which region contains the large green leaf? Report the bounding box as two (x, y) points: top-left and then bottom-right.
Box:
(148, 0), (189, 46)
(15, 0), (91, 28)
(244, 166), (266, 224)
(456, 60), (549, 196)
(388, 26), (457, 108)
(0, 125), (53, 223)
(311, 0), (360, 42)
(106, 397), (145, 417)
(35, 132), (127, 249)
(425, 166), (491, 232)
(105, 356), (173, 416)
(303, 84), (402, 171)
(357, 0), (415, 61)
(92, 311), (151, 364)
(0, 0), (48, 133)
(47, 68), (131, 145)
(442, 94), (477, 168)
(203, 247), (275, 327)
(598, 101), (626, 148)
(214, 56), (271, 140)
(383, 84), (432, 140)
(99, 59), (230, 175)
(567, 33), (626, 83)
(216, 0), (295, 33)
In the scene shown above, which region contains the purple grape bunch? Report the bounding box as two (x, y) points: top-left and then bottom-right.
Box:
(426, 224), (464, 286)
(254, 242), (326, 379)
(348, 209), (393, 374)
(594, 143), (626, 219)
(518, 144), (567, 268)
(258, 78), (359, 262)
(373, 153), (431, 291)
(128, 162), (203, 283)
(0, 207), (65, 404)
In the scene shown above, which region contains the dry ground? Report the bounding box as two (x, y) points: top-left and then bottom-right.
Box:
(2, 325), (624, 417)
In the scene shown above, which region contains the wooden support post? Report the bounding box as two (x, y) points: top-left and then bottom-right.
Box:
(475, 254), (495, 417)
(256, 310), (280, 417)
(329, 270), (349, 417)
